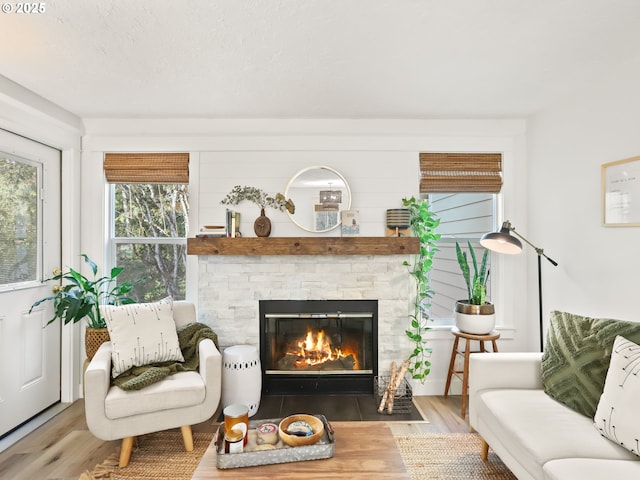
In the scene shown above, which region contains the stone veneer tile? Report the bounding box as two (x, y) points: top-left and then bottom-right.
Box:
(198, 254), (415, 371)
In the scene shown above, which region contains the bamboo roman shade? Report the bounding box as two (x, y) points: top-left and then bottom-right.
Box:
(104, 153), (189, 184)
(419, 152), (502, 193)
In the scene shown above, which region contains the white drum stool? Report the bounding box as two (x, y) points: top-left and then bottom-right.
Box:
(221, 344), (262, 417)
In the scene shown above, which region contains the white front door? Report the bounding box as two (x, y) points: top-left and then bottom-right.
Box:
(0, 130), (61, 437)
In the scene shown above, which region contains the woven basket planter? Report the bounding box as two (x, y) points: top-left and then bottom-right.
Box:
(85, 327), (110, 360)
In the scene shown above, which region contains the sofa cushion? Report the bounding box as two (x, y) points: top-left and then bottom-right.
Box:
(102, 301), (184, 378)
(593, 335), (640, 456)
(541, 311), (640, 417)
(475, 389), (638, 480)
(543, 458), (640, 480)
(104, 371), (205, 419)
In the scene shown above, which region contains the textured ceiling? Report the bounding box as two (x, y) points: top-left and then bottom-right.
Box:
(2, 0), (639, 119)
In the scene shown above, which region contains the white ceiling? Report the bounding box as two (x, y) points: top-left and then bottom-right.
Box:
(2, 0), (640, 119)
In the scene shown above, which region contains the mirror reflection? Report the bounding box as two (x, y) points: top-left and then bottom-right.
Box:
(285, 166), (351, 232)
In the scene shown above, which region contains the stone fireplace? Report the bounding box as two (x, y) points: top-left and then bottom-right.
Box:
(192, 238), (418, 394)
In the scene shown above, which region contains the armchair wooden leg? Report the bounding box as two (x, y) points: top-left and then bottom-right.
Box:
(181, 425), (194, 452)
(481, 438), (489, 461)
(119, 436), (135, 467)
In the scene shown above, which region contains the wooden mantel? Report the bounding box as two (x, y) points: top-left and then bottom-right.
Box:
(187, 236), (419, 256)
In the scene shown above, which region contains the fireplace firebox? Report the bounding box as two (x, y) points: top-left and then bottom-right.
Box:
(259, 300), (378, 395)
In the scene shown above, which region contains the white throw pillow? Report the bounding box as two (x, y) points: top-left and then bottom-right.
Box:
(593, 335), (640, 456)
(102, 301), (184, 378)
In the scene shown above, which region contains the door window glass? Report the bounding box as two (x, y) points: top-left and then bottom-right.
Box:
(0, 155), (39, 285)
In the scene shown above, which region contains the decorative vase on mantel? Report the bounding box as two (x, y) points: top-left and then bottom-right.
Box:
(254, 208), (272, 237)
(454, 300), (496, 335)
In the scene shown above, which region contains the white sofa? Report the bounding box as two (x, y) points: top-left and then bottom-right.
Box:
(469, 352), (640, 480)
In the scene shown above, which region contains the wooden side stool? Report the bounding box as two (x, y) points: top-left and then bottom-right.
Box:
(444, 326), (500, 419)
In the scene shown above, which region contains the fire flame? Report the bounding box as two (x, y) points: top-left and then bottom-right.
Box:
(290, 328), (359, 369)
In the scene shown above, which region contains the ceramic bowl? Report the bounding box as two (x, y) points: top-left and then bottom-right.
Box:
(278, 414), (324, 447)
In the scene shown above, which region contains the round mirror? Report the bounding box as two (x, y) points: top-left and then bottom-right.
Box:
(285, 166), (351, 233)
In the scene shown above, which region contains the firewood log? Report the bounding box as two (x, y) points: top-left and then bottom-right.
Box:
(387, 360), (410, 414)
(393, 360), (410, 390)
(377, 361), (397, 413)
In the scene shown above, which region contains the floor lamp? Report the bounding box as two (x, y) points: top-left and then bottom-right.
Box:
(480, 221), (558, 351)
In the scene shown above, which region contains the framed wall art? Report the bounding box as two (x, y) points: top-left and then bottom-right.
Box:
(602, 156), (640, 226)
(340, 210), (360, 236)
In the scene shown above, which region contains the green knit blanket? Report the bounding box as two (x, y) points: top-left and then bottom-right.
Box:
(112, 322), (219, 391)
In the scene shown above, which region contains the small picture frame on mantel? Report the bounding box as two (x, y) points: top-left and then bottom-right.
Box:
(341, 210), (360, 236)
(602, 156), (640, 227)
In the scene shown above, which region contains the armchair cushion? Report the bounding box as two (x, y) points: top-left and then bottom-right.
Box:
(105, 371), (206, 419)
(103, 301), (184, 378)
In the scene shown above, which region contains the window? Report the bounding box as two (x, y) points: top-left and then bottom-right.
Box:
(419, 152), (502, 324)
(106, 153), (189, 302)
(428, 192), (496, 324)
(0, 154), (39, 285)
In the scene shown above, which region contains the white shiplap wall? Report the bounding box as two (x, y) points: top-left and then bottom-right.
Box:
(198, 150), (418, 237)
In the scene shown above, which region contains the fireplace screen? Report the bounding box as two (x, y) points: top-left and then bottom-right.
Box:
(260, 300), (378, 394)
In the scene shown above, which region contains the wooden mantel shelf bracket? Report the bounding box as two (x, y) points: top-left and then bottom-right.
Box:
(187, 236), (419, 256)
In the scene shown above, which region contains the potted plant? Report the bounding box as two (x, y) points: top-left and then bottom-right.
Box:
(454, 241), (495, 334)
(220, 185), (295, 237)
(29, 254), (142, 359)
(401, 196), (440, 382)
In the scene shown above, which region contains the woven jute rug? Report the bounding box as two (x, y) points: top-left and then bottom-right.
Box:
(394, 433), (517, 480)
(79, 432), (213, 480)
(81, 430), (516, 480)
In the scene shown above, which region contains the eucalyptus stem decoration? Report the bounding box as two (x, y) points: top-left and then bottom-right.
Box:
(401, 196), (440, 383)
(220, 185), (295, 214)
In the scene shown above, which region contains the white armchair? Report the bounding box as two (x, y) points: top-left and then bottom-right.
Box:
(84, 301), (221, 467)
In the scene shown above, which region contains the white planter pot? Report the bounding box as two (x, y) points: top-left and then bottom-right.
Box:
(455, 311), (496, 335)
(454, 300), (496, 335)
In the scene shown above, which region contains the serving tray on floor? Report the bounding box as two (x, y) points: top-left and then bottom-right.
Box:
(214, 414), (335, 469)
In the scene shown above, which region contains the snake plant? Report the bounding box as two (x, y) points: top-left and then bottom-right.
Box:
(455, 241), (489, 305)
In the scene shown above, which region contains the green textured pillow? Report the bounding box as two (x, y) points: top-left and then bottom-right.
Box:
(541, 311), (640, 417)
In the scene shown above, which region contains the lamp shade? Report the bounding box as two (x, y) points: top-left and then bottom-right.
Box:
(480, 224), (523, 254)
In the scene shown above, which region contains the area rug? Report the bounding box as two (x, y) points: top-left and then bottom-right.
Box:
(81, 431), (516, 480)
(394, 433), (517, 480)
(79, 432), (212, 480)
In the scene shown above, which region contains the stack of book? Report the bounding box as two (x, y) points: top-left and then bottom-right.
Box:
(225, 209), (241, 237)
(196, 225), (226, 238)
(195, 209), (241, 238)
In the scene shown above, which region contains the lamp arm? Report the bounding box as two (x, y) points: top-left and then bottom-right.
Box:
(509, 227), (559, 267)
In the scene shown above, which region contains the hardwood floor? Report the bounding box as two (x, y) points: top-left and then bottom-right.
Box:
(0, 395), (469, 480)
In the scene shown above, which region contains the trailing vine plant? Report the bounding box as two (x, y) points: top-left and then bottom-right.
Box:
(401, 196), (440, 382)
